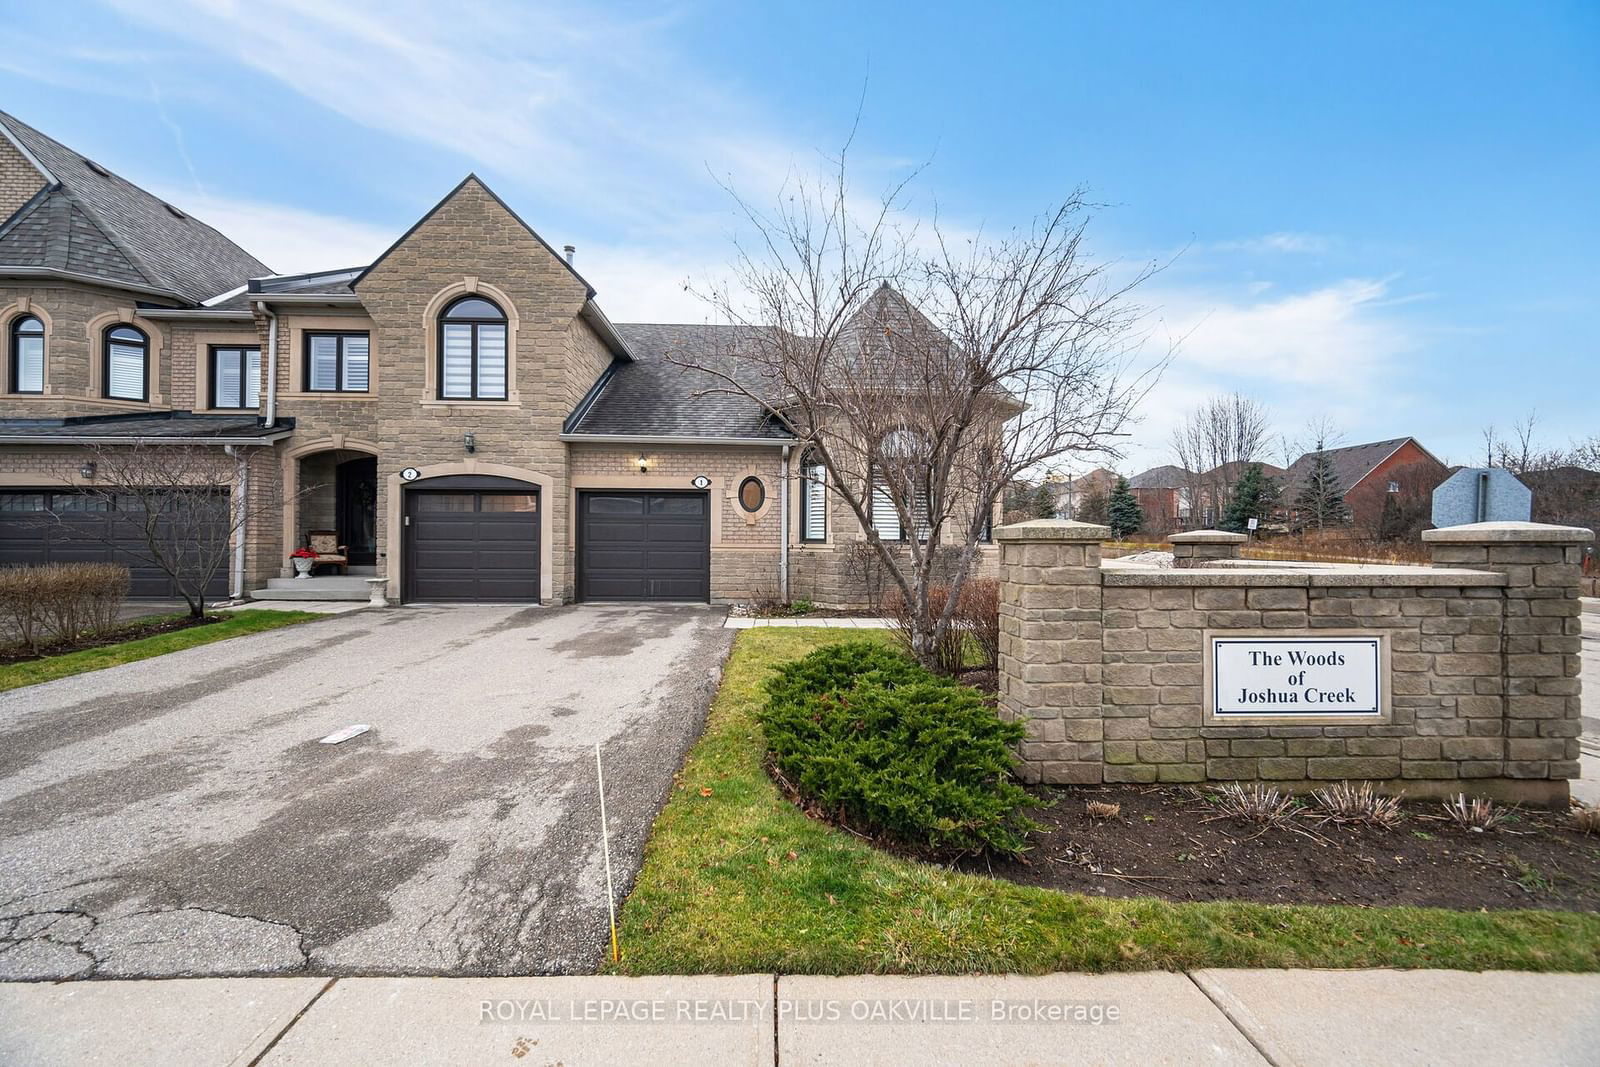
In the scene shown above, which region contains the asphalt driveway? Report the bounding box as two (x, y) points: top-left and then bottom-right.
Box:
(0, 604), (731, 979)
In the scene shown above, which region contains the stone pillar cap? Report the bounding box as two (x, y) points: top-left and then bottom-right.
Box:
(994, 518), (1110, 542)
(1169, 529), (1248, 544)
(1422, 521), (1594, 544)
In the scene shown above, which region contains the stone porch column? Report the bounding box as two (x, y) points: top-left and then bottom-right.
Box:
(1169, 529), (1247, 567)
(996, 519), (1109, 785)
(1423, 521), (1593, 792)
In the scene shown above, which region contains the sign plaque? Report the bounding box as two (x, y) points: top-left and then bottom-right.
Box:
(1206, 633), (1387, 724)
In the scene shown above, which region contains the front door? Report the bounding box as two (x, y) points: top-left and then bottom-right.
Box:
(335, 457), (378, 564)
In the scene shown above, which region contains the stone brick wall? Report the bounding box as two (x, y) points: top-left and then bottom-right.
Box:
(997, 519), (1591, 806)
(0, 134), (44, 223)
(0, 283), (176, 417)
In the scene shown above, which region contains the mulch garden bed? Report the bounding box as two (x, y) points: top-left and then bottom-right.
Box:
(0, 614), (221, 665)
(966, 784), (1600, 913)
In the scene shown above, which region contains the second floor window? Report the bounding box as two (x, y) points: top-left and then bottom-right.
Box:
(306, 332), (370, 392)
(9, 315), (44, 394)
(439, 296), (507, 400)
(104, 324), (148, 401)
(211, 345), (261, 409)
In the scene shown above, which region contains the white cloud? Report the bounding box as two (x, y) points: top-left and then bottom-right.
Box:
(1214, 231), (1332, 254)
(156, 189), (396, 276)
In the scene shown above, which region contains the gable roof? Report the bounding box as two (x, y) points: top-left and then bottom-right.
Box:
(353, 174), (592, 295)
(1128, 464), (1192, 489)
(0, 110), (270, 303)
(564, 324), (789, 440)
(1282, 437), (1441, 498)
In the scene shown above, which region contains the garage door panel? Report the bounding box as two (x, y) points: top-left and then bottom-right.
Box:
(578, 491), (709, 602)
(405, 488), (539, 602)
(0, 489), (228, 598)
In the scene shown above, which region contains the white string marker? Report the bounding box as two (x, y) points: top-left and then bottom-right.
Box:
(595, 743), (620, 963)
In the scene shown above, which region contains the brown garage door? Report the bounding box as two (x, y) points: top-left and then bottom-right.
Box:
(404, 479), (540, 602)
(578, 491), (710, 602)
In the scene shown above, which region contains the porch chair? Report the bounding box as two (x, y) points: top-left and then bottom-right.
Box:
(306, 530), (349, 575)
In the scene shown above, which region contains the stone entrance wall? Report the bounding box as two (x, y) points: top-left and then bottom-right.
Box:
(996, 520), (1591, 807)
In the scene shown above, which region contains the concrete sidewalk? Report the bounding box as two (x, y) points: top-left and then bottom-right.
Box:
(3, 970), (1596, 1065)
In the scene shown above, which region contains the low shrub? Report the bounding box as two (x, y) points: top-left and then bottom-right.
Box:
(0, 563), (130, 654)
(759, 641), (1034, 856)
(885, 576), (1001, 676)
(1201, 783), (1302, 828)
(1310, 781), (1404, 828)
(1442, 793), (1512, 832)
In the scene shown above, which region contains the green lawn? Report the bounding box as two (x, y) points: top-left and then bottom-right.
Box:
(0, 609), (321, 693)
(612, 627), (1600, 974)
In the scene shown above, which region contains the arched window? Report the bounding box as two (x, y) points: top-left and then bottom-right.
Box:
(9, 314), (44, 394)
(799, 451), (827, 542)
(104, 324), (148, 401)
(439, 295), (507, 400)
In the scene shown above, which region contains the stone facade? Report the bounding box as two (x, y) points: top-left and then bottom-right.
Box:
(0, 134), (43, 223)
(998, 519), (1591, 806)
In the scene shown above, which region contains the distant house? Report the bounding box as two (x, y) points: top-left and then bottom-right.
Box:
(1280, 437), (1449, 534)
(1051, 467), (1120, 519)
(1517, 466), (1600, 534)
(1126, 464), (1192, 532)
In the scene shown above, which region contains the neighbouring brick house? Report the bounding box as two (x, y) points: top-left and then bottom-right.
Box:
(1281, 436), (1449, 536)
(0, 111), (995, 606)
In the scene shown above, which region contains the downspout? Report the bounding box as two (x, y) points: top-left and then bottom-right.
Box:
(257, 300), (279, 428)
(780, 445), (791, 603)
(224, 445), (248, 600)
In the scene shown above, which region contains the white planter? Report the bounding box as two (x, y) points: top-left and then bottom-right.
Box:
(366, 577), (390, 608)
(293, 557), (314, 578)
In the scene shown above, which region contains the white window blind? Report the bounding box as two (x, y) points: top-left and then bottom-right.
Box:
(216, 352), (240, 406)
(309, 335), (340, 391)
(107, 339), (145, 400)
(442, 323), (474, 398)
(475, 324), (506, 399)
(14, 333), (43, 393)
(802, 463), (826, 541)
(870, 466), (931, 542)
(244, 348), (260, 407)
(341, 335), (369, 392)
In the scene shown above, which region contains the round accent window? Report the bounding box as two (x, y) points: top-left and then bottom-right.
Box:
(738, 476), (766, 513)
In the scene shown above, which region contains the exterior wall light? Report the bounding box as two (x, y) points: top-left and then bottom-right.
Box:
(79, 460), (96, 480)
(464, 432), (476, 455)
(636, 454), (652, 473)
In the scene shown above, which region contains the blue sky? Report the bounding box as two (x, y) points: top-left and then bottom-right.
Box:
(2, 0), (1595, 470)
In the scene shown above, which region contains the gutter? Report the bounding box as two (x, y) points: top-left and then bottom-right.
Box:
(137, 307), (254, 321)
(0, 266), (186, 302)
(559, 433), (796, 447)
(257, 301), (279, 428)
(244, 292), (362, 306)
(224, 444), (248, 599)
(780, 444), (790, 602)
(0, 432), (292, 446)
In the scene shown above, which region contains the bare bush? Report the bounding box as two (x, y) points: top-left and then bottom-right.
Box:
(1441, 794), (1512, 832)
(1569, 806), (1600, 835)
(1310, 781), (1404, 827)
(1084, 800), (1121, 819)
(0, 563), (130, 654)
(1204, 783), (1302, 828)
(886, 576), (1000, 676)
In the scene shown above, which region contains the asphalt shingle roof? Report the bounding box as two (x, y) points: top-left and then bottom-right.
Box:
(1127, 464), (1192, 489)
(567, 324), (790, 439)
(0, 110), (270, 303)
(1281, 438), (1416, 498)
(0, 412), (292, 441)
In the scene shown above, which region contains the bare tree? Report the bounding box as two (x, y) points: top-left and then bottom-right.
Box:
(1170, 392), (1272, 527)
(51, 442), (294, 618)
(679, 148), (1167, 667)
(1289, 416), (1349, 532)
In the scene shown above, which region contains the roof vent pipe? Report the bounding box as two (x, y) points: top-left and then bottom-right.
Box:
(563, 244), (576, 265)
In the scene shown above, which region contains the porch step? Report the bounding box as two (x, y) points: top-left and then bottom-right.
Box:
(265, 576), (371, 591)
(251, 585), (370, 602)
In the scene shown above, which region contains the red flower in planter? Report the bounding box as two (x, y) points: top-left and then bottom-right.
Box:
(290, 547), (319, 560)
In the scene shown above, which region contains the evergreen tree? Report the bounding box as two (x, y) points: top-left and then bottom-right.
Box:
(1031, 481), (1059, 519)
(1076, 487), (1110, 526)
(1107, 477), (1144, 539)
(1221, 463), (1279, 533)
(1294, 451), (1349, 529)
